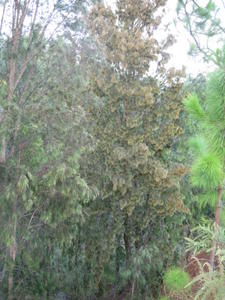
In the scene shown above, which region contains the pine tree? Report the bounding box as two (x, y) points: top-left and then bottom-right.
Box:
(184, 69), (225, 268)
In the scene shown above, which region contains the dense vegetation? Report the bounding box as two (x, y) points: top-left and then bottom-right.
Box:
(0, 0), (225, 299)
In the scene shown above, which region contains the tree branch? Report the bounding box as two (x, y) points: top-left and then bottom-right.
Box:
(0, 0), (8, 35)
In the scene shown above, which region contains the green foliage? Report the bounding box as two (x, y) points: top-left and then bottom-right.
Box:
(185, 221), (213, 254)
(159, 297), (169, 300)
(207, 70), (225, 122)
(164, 267), (190, 292)
(194, 191), (218, 209)
(185, 224), (225, 300)
(188, 267), (225, 300)
(85, 2), (188, 297)
(184, 68), (225, 217)
(191, 153), (223, 190)
(0, 0), (212, 299)
(177, 0), (225, 65)
(183, 94), (205, 121)
(188, 136), (206, 157)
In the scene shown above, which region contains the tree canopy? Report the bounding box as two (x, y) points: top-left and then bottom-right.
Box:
(0, 0), (225, 299)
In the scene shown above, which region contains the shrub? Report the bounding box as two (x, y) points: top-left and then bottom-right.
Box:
(159, 296), (169, 300)
(163, 267), (190, 291)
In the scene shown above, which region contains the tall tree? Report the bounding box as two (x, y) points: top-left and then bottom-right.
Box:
(0, 1), (94, 298)
(86, 0), (188, 295)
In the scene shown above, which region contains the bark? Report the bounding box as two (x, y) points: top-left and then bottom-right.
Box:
(124, 232), (130, 262)
(115, 235), (121, 275)
(0, 139), (6, 163)
(0, 0), (7, 35)
(124, 217), (131, 263)
(210, 186), (223, 269)
(6, 23), (18, 292)
(8, 198), (17, 300)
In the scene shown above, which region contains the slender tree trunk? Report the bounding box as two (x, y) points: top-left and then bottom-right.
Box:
(210, 186), (223, 269)
(7, 146), (20, 300)
(124, 232), (130, 262)
(0, 0), (7, 35)
(115, 235), (120, 275)
(8, 198), (17, 300)
(124, 216), (131, 263)
(0, 139), (6, 163)
(131, 278), (135, 299)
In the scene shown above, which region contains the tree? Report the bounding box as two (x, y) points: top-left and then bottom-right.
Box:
(0, 1), (95, 298)
(184, 69), (225, 269)
(86, 0), (188, 296)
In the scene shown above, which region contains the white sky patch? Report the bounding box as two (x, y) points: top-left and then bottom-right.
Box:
(105, 0), (223, 75)
(165, 0), (216, 75)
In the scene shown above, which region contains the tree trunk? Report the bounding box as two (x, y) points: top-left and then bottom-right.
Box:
(123, 216), (131, 263)
(0, 139), (6, 163)
(115, 235), (121, 275)
(8, 198), (17, 300)
(124, 232), (130, 262)
(210, 186), (223, 269)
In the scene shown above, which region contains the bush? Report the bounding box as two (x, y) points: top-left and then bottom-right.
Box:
(163, 267), (190, 292)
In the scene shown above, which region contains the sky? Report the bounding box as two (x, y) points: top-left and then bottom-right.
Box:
(105, 0), (223, 75)
(163, 0), (215, 75)
(0, 0), (223, 75)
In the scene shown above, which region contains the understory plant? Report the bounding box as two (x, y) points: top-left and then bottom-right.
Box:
(163, 267), (191, 299)
(185, 224), (225, 300)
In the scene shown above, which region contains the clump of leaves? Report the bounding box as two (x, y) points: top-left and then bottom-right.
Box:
(164, 267), (190, 292)
(191, 153), (223, 190)
(159, 296), (169, 300)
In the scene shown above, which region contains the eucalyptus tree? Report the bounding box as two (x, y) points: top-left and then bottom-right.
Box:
(0, 1), (95, 298)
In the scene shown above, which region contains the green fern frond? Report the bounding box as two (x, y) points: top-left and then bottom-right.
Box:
(183, 93), (205, 121)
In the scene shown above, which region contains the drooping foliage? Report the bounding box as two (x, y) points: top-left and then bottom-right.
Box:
(0, 1), (97, 299)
